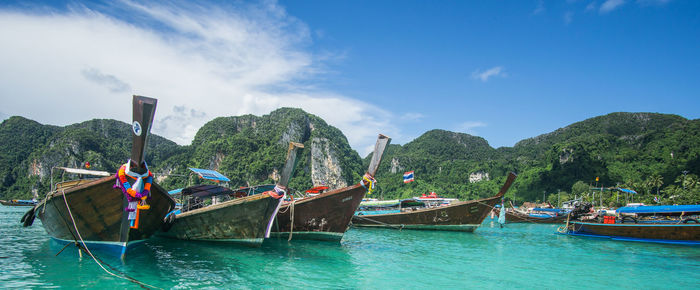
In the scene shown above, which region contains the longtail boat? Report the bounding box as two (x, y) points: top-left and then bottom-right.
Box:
(21, 96), (175, 258)
(271, 134), (391, 242)
(352, 172), (517, 232)
(560, 204), (700, 245)
(493, 203), (570, 224)
(157, 142), (304, 246)
(1, 199), (37, 206)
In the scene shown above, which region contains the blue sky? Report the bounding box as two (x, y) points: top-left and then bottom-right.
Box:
(0, 0), (698, 154)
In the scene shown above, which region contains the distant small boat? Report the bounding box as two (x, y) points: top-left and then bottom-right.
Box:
(271, 134), (391, 242)
(560, 204), (700, 245)
(0, 199), (37, 206)
(352, 172), (517, 232)
(22, 96), (176, 258)
(494, 203), (570, 224)
(158, 143), (304, 246)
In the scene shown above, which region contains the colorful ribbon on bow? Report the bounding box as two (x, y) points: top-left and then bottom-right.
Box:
(361, 173), (377, 194)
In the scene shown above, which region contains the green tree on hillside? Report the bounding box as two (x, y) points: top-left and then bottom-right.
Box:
(571, 181), (589, 197)
(676, 173), (698, 189)
(646, 174), (664, 195)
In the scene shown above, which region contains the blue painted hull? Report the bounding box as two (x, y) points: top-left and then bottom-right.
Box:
(51, 237), (146, 258)
(563, 221), (700, 246)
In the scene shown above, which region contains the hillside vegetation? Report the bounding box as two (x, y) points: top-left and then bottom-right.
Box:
(368, 113), (700, 206)
(2, 111), (698, 206)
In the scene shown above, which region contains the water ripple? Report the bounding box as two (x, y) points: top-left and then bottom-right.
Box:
(1, 207), (698, 288)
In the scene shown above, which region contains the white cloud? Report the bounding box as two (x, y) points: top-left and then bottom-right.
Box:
(532, 0), (545, 15)
(637, 0), (671, 6)
(456, 121), (487, 136)
(600, 0), (626, 13)
(471, 66), (506, 82)
(81, 68), (132, 93)
(401, 112), (424, 121)
(0, 1), (398, 155)
(585, 2), (598, 12)
(564, 11), (574, 24)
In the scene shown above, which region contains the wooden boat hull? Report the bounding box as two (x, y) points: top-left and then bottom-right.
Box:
(157, 194), (281, 246)
(565, 221), (700, 245)
(272, 183), (367, 241)
(35, 176), (175, 257)
(494, 208), (569, 224)
(352, 195), (500, 232)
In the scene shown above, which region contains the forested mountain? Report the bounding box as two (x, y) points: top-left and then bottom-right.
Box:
(0, 116), (181, 199)
(153, 108), (363, 193)
(368, 112), (700, 205)
(2, 111), (698, 206)
(0, 108), (362, 200)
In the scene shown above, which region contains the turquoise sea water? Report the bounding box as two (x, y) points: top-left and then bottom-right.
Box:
(1, 205), (698, 289)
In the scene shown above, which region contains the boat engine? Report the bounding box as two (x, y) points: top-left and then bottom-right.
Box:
(570, 202), (593, 219)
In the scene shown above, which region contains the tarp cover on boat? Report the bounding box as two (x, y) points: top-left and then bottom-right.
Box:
(615, 188), (638, 194)
(532, 207), (563, 213)
(529, 213), (555, 218)
(181, 184), (275, 198)
(188, 168), (230, 182)
(182, 184), (235, 198)
(231, 184), (275, 195)
(616, 205), (700, 214)
(168, 188), (183, 195)
(400, 199), (425, 208)
(306, 186), (329, 193)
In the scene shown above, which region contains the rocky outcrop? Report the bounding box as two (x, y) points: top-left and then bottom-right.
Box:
(209, 152), (225, 171)
(279, 116), (310, 146)
(310, 137), (347, 189)
(390, 157), (402, 174)
(268, 168), (280, 183)
(469, 171), (490, 183)
(559, 148), (573, 164)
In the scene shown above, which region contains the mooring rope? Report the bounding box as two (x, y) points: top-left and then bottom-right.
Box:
(557, 212), (572, 234)
(55, 241), (73, 257)
(60, 189), (161, 290)
(352, 215), (404, 230)
(288, 200), (295, 241)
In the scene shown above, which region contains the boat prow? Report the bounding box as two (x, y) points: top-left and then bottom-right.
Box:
(25, 95), (175, 258)
(158, 142), (305, 246)
(272, 134), (392, 241)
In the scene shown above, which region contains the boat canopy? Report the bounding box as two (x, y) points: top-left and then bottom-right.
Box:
(181, 184), (275, 199)
(231, 184), (275, 195)
(400, 199), (425, 208)
(188, 168), (230, 182)
(168, 188), (183, 195)
(616, 205), (700, 214)
(182, 184), (234, 198)
(615, 188), (637, 194)
(56, 167), (111, 177)
(532, 207), (564, 213)
(306, 186), (329, 194)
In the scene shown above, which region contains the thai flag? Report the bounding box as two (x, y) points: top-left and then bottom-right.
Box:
(403, 171), (415, 183)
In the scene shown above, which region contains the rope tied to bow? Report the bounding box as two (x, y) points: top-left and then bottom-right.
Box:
(265, 185), (287, 199)
(360, 173), (377, 194)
